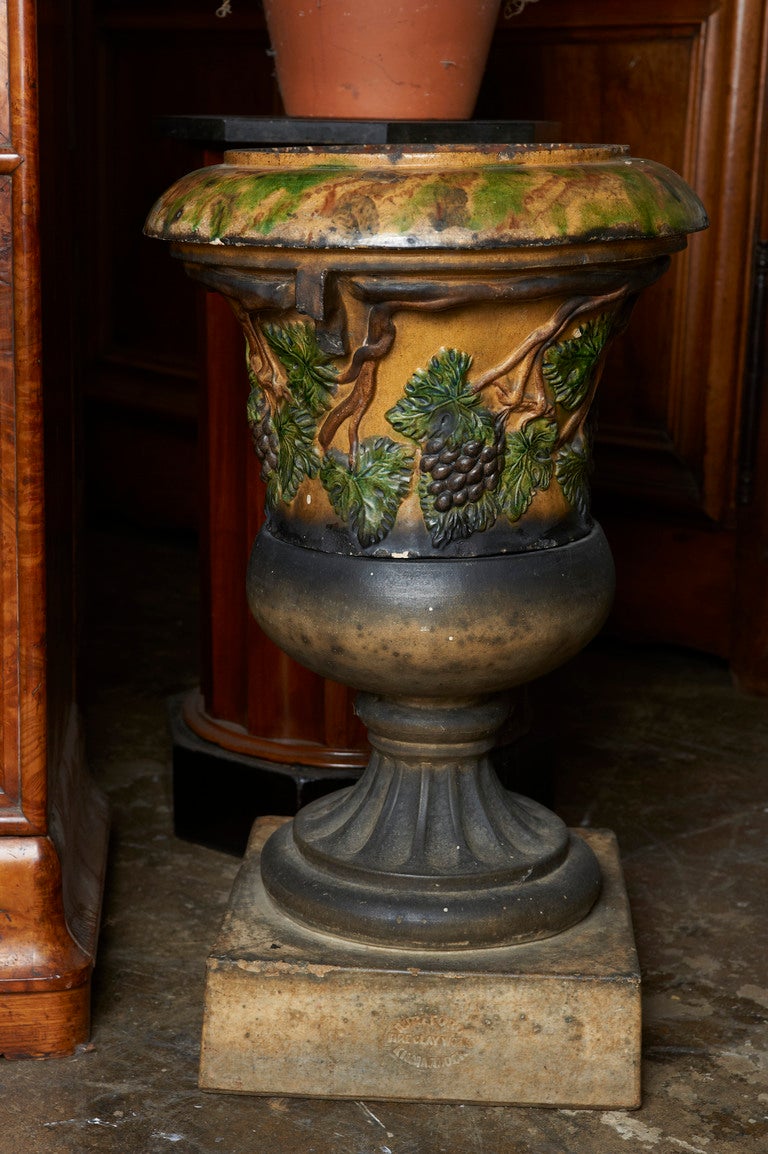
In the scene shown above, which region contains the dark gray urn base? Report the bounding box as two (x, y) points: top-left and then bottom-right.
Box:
(249, 527), (613, 949)
(261, 693), (601, 949)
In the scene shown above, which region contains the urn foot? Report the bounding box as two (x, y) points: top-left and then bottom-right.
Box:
(261, 692), (601, 948)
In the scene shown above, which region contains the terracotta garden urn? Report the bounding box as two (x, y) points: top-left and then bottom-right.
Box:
(146, 143), (706, 956)
(146, 141), (707, 1104)
(147, 143), (707, 945)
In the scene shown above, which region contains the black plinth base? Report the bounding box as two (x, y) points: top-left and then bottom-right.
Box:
(168, 697), (360, 856)
(156, 116), (559, 148)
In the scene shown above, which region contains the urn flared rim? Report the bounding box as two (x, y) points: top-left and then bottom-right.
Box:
(223, 142), (628, 167)
(144, 142), (708, 252)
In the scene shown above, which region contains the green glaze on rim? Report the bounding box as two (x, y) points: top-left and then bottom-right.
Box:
(144, 143), (708, 250)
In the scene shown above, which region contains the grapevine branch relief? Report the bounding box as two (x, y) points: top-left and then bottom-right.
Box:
(244, 288), (629, 549)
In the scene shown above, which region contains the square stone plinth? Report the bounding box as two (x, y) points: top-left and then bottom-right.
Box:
(199, 820), (640, 1108)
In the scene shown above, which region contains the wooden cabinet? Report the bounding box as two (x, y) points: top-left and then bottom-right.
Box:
(0, 0), (108, 1057)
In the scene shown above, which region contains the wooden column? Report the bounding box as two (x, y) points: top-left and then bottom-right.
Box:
(190, 288), (369, 768)
(170, 266), (369, 854)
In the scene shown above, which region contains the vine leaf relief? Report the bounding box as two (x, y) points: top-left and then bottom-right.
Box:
(248, 385), (321, 506)
(270, 401), (321, 505)
(319, 437), (414, 548)
(386, 348), (494, 445)
(263, 321), (338, 418)
(248, 322), (337, 504)
(542, 314), (614, 410)
(555, 436), (592, 518)
(499, 417), (558, 523)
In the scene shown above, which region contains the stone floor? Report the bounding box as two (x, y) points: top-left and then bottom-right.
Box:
(1, 528), (766, 1153)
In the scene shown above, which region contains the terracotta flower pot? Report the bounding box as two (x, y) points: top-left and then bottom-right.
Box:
(263, 0), (501, 120)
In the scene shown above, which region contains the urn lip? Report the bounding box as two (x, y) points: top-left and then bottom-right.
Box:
(222, 142), (629, 168)
(144, 142), (709, 252)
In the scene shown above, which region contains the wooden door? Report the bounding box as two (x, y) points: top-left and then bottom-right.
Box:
(477, 0), (768, 684)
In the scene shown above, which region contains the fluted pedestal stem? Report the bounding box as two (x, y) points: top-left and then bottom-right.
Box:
(261, 692), (600, 948)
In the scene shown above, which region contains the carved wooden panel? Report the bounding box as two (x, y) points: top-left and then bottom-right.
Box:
(0, 170), (14, 820)
(477, 0), (768, 659)
(482, 0), (761, 522)
(732, 110), (768, 692)
(0, 4), (9, 144)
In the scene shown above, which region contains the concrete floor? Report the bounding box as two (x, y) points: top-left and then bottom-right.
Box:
(1, 528), (766, 1153)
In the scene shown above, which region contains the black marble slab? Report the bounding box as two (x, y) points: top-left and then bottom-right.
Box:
(156, 114), (559, 148)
